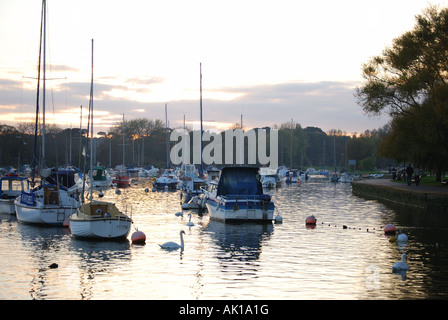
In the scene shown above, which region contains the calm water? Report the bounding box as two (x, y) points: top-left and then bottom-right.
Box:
(1, 178), (448, 300)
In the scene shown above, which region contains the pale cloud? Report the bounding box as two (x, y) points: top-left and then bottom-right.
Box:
(0, 76), (388, 134)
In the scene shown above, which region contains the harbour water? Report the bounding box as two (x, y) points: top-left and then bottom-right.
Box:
(1, 178), (448, 300)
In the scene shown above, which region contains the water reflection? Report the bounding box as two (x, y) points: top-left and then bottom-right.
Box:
(205, 220), (273, 265)
(2, 179), (448, 299)
(69, 239), (131, 299)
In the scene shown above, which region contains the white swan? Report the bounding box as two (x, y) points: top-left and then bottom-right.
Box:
(186, 213), (194, 226)
(392, 253), (409, 272)
(159, 230), (185, 250)
(396, 229), (408, 243)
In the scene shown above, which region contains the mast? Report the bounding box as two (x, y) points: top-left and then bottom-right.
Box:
(81, 40), (94, 203)
(122, 114), (125, 167)
(41, 0), (47, 169)
(199, 63), (203, 177)
(165, 103), (169, 168)
(89, 39), (94, 195)
(31, 0), (45, 187)
(78, 105), (82, 167)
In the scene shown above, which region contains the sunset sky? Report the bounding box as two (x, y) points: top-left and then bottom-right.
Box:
(1, 0), (447, 134)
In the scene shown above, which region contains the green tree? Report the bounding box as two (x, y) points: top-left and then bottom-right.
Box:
(356, 5), (448, 180)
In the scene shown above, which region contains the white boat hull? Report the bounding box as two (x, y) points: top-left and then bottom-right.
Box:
(206, 197), (274, 222)
(15, 203), (76, 225)
(70, 218), (131, 239)
(14, 185), (79, 226)
(92, 179), (112, 188)
(69, 201), (132, 239)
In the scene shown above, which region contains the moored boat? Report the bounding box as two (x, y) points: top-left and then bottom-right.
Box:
(45, 167), (84, 193)
(90, 166), (113, 188)
(0, 174), (30, 214)
(14, 0), (80, 226)
(15, 184), (79, 225)
(69, 200), (132, 239)
(69, 39), (132, 240)
(204, 166), (275, 222)
(154, 169), (179, 190)
(112, 171), (130, 188)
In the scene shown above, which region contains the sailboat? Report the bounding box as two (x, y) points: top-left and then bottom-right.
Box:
(154, 103), (179, 190)
(111, 115), (130, 188)
(330, 133), (340, 183)
(15, 0), (80, 225)
(69, 39), (132, 240)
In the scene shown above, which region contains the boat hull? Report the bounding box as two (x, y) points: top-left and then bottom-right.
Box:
(154, 182), (178, 190)
(92, 179), (113, 188)
(15, 202), (76, 225)
(70, 218), (131, 239)
(112, 177), (130, 188)
(206, 196), (274, 222)
(0, 200), (15, 214)
(14, 186), (79, 226)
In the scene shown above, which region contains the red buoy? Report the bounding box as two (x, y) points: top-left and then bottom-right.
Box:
(384, 224), (397, 235)
(131, 230), (146, 244)
(305, 215), (317, 225)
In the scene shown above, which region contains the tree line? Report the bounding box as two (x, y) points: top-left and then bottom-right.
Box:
(0, 118), (391, 173)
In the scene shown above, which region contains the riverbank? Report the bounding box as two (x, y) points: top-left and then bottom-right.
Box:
(351, 178), (448, 212)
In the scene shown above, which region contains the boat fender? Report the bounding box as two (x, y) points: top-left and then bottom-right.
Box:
(275, 214), (283, 223)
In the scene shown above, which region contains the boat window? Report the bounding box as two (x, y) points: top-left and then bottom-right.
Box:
(11, 180), (24, 191)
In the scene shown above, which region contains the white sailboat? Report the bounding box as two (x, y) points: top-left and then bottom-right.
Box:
(15, 0), (80, 225)
(69, 39), (132, 240)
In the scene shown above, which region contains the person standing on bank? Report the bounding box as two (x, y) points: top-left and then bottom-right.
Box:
(406, 163), (414, 186)
(414, 167), (420, 186)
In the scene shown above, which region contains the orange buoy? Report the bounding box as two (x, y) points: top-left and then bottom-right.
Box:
(131, 230), (146, 244)
(305, 215), (317, 225)
(384, 224), (397, 235)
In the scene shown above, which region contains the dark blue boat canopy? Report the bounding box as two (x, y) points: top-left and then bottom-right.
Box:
(216, 167), (263, 196)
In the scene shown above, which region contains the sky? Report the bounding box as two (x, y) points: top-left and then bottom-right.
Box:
(1, 0), (448, 135)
